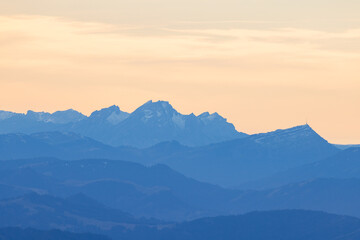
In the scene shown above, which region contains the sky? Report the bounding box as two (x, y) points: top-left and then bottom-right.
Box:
(0, 0), (359, 143)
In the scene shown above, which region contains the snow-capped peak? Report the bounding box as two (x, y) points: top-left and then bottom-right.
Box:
(199, 112), (226, 122)
(132, 100), (179, 122)
(172, 113), (186, 129)
(25, 109), (86, 124)
(250, 124), (318, 144)
(89, 105), (129, 124)
(26, 110), (51, 122)
(107, 111), (129, 125)
(50, 109), (86, 124)
(140, 100), (176, 112)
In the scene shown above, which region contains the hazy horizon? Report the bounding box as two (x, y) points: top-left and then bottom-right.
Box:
(0, 100), (356, 145)
(1, 0), (359, 143)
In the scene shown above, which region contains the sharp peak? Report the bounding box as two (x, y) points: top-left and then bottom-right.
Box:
(252, 124), (316, 137)
(288, 124), (314, 131)
(101, 105), (121, 111)
(269, 124), (313, 131)
(90, 105), (125, 116)
(138, 100), (176, 111)
(263, 124), (315, 135)
(199, 111), (222, 117)
(53, 109), (81, 113)
(144, 100), (172, 106)
(26, 109), (82, 115)
(26, 110), (49, 114)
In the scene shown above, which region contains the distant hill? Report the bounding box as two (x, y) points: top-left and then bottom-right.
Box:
(0, 193), (161, 239)
(1, 207), (360, 240)
(0, 132), (126, 161)
(0, 193), (142, 228)
(0, 158), (240, 221)
(152, 124), (339, 186)
(241, 147), (360, 189)
(0, 101), (246, 148)
(2, 157), (360, 221)
(148, 210), (360, 240)
(0, 124), (339, 187)
(0, 228), (110, 240)
(233, 178), (360, 218)
(333, 144), (360, 150)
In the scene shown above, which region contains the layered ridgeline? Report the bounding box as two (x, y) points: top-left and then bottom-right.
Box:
(0, 124), (339, 187)
(0, 101), (246, 148)
(0, 157), (240, 221)
(1, 187), (360, 240)
(2, 156), (360, 221)
(0, 206), (360, 240)
(0, 193), (159, 235)
(0, 228), (110, 240)
(242, 147), (360, 189)
(132, 210), (360, 240)
(150, 124), (339, 186)
(1, 102), (359, 240)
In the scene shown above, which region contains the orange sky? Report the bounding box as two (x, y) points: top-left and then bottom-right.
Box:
(0, 1), (359, 143)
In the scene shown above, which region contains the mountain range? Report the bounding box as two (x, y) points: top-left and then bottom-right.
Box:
(0, 157), (240, 221)
(0, 101), (246, 148)
(0, 125), (338, 188)
(0, 123), (340, 187)
(1, 101), (359, 239)
(1, 204), (360, 240)
(148, 124), (339, 186)
(0, 193), (153, 232)
(2, 156), (360, 221)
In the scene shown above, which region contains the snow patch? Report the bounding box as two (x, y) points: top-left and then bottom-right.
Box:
(172, 114), (185, 129)
(199, 112), (224, 123)
(141, 110), (154, 122)
(107, 111), (129, 125)
(0, 111), (15, 120)
(144, 110), (153, 119)
(27, 111), (51, 122)
(252, 125), (315, 143)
